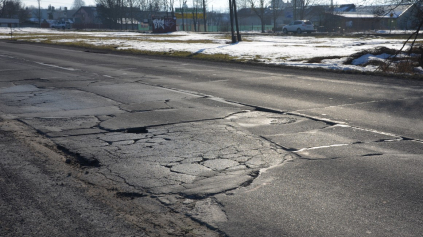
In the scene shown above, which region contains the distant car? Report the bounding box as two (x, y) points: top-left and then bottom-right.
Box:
(282, 20), (315, 34)
(51, 21), (71, 29)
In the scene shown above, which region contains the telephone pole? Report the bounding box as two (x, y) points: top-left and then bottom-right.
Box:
(38, 0), (41, 27)
(228, 0), (241, 43)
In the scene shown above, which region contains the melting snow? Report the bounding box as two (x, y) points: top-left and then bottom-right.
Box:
(1, 27), (421, 73)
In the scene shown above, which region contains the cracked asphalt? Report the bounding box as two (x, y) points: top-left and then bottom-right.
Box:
(1, 41), (423, 236)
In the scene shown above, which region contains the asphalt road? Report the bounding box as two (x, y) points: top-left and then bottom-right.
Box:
(1, 40), (422, 236)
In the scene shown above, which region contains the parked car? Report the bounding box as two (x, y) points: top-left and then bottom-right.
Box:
(282, 20), (315, 34)
(51, 21), (71, 29)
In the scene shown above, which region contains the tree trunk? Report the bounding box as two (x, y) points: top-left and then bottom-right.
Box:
(130, 1), (134, 30)
(202, 0), (206, 32)
(192, 8), (197, 31)
(38, 0), (41, 27)
(182, 10), (185, 31)
(273, 18), (277, 33)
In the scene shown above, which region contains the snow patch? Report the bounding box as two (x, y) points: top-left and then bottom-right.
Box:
(1, 27), (421, 73)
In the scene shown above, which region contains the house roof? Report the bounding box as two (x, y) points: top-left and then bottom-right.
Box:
(334, 4), (356, 12)
(337, 4), (414, 18)
(73, 6), (97, 17)
(0, 18), (19, 23)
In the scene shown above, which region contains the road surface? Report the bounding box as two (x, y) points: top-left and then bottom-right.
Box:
(1, 41), (422, 236)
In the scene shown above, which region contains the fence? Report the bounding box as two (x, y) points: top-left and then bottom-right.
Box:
(137, 24), (274, 32)
(177, 24), (274, 32)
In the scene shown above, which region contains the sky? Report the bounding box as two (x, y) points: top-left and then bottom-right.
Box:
(21, 0), (365, 12)
(21, 0), (233, 11)
(22, 0), (95, 9)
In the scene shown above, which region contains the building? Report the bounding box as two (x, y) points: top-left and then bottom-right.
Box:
(0, 18), (19, 27)
(73, 6), (101, 29)
(326, 4), (419, 31)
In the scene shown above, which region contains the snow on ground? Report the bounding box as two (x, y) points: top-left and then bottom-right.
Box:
(1, 27), (421, 73)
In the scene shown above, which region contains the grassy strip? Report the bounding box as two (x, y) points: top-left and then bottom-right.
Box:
(6, 32), (423, 78)
(121, 47), (238, 61)
(11, 34), (219, 44)
(8, 36), (239, 62)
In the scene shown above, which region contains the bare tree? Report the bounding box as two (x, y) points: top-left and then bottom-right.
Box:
(27, 5), (41, 26)
(212, 11), (228, 31)
(162, 0), (168, 15)
(191, 4), (197, 31)
(17, 4), (28, 22)
(248, 0), (267, 33)
(169, 0), (175, 15)
(72, 0), (86, 10)
(119, 0), (125, 30)
(138, 0), (148, 10)
(47, 4), (54, 19)
(179, 0), (187, 30)
(96, 0), (120, 28)
(270, 0), (283, 32)
(143, 0), (161, 29)
(374, 0), (423, 73)
(238, 0), (249, 9)
(292, 0), (315, 20)
(126, 0), (135, 29)
(0, 0), (29, 23)
(0, 0), (21, 18)
(192, 0), (201, 31)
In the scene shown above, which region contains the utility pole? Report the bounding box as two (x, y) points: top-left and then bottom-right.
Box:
(38, 0), (41, 28)
(228, 0), (241, 43)
(181, 0), (186, 31)
(228, 0), (236, 43)
(202, 0), (206, 31)
(232, 0), (241, 41)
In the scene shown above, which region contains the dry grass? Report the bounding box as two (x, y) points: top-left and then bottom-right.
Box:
(6, 32), (241, 62)
(9, 33), (217, 44)
(6, 31), (423, 76)
(375, 59), (421, 74)
(344, 45), (423, 74)
(307, 56), (343, 63)
(9, 36), (238, 62)
(344, 47), (397, 64)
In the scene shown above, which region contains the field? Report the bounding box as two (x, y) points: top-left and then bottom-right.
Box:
(1, 27), (422, 75)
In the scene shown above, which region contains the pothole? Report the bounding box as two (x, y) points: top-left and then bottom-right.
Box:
(226, 111), (298, 127)
(269, 117), (297, 125)
(125, 127), (148, 134)
(116, 192), (147, 199)
(57, 144), (100, 167)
